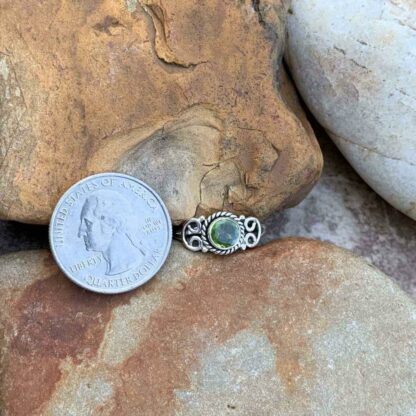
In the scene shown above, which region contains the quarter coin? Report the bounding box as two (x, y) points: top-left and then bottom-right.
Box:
(49, 173), (172, 294)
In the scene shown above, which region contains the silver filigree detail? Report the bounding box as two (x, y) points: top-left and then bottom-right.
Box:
(181, 211), (262, 255)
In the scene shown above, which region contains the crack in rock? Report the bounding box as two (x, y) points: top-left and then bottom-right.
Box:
(331, 131), (416, 167)
(139, 1), (207, 68)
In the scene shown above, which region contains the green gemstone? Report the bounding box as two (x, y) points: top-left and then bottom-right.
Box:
(208, 218), (240, 249)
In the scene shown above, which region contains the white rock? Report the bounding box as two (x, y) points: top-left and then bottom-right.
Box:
(286, 0), (416, 220)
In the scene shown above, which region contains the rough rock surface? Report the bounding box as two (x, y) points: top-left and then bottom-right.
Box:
(1, 239), (416, 415)
(286, 0), (416, 220)
(0, 0), (322, 225)
(263, 124), (416, 298)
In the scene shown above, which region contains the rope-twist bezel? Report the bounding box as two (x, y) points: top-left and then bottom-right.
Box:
(200, 212), (245, 255)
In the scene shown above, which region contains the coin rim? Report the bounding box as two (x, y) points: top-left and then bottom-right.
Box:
(49, 172), (172, 294)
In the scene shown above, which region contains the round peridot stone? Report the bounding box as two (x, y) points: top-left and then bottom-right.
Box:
(208, 217), (240, 249)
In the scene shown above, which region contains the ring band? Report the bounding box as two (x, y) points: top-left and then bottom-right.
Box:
(174, 211), (262, 255)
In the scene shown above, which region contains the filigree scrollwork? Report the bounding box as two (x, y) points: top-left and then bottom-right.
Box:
(182, 218), (204, 252)
(243, 217), (262, 249)
(181, 211), (262, 255)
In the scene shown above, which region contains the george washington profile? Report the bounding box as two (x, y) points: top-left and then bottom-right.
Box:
(78, 189), (148, 275)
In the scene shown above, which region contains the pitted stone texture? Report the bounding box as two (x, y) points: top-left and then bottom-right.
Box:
(1, 239), (416, 415)
(286, 0), (416, 220)
(0, 0), (322, 225)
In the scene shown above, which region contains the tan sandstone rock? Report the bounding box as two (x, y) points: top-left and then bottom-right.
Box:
(0, 0), (322, 225)
(1, 239), (416, 415)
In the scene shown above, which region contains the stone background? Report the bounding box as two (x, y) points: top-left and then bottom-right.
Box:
(1, 114), (416, 298)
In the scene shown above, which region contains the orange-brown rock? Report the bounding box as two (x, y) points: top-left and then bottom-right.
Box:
(1, 239), (415, 415)
(0, 0), (322, 225)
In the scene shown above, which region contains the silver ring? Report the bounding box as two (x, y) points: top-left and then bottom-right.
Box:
(174, 211), (263, 255)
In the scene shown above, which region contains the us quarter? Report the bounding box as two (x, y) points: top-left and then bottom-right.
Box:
(49, 173), (172, 294)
